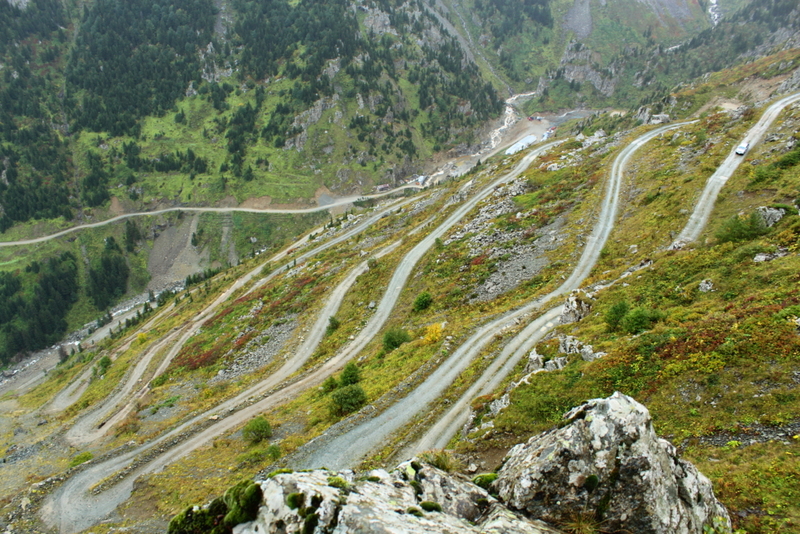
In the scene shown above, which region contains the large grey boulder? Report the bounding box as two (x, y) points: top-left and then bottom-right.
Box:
(493, 392), (730, 534)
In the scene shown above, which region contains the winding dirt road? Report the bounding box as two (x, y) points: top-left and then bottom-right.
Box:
(416, 91), (800, 456)
(40, 203), (415, 532)
(672, 91), (800, 248)
(38, 92), (800, 532)
(296, 122), (691, 470)
(59, 194), (420, 446)
(41, 136), (555, 533)
(0, 187), (420, 249)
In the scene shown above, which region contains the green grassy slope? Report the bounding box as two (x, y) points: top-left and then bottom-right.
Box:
(465, 76), (800, 534)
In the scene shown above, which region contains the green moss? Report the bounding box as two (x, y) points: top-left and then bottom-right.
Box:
(168, 497), (227, 534)
(327, 476), (349, 490)
(419, 501), (442, 512)
(69, 451), (94, 468)
(286, 492), (305, 510)
(406, 506), (424, 517)
(223, 479), (263, 527)
(471, 473), (498, 490)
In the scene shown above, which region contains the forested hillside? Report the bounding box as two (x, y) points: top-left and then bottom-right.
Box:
(0, 0), (506, 363)
(0, 0), (504, 236)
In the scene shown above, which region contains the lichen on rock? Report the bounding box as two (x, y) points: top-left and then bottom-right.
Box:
(174, 394), (729, 534)
(493, 392), (731, 534)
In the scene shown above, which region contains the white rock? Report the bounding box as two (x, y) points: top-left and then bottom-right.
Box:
(494, 393), (731, 534)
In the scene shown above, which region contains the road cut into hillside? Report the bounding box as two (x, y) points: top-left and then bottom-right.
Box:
(0, 187), (427, 249)
(672, 91), (800, 247)
(41, 141), (560, 534)
(295, 121), (691, 470)
(417, 90), (800, 459)
(58, 194), (419, 447)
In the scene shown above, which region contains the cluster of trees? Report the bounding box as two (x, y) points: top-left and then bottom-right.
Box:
(66, 0), (216, 135)
(0, 0), (64, 55)
(185, 267), (223, 288)
(0, 0), (507, 235)
(121, 142), (209, 175)
(0, 253), (79, 366)
(0, 2), (72, 232)
(232, 0), (358, 82)
(82, 151), (111, 208)
(473, 0), (552, 46)
(614, 0), (799, 111)
(87, 237), (130, 310)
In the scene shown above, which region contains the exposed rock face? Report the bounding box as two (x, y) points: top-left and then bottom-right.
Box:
(753, 247), (789, 263)
(756, 206), (786, 227)
(285, 95), (339, 151)
(237, 461), (560, 534)
(558, 335), (606, 362)
(557, 42), (619, 97)
(182, 395), (728, 534)
(698, 279), (714, 292)
(543, 356), (567, 371)
(559, 290), (593, 324)
(524, 349), (545, 374)
(493, 392), (731, 534)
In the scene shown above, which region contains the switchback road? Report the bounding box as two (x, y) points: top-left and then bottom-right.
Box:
(296, 122), (690, 470)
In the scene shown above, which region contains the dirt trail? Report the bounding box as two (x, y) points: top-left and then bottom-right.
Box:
(55, 193), (420, 448)
(673, 91), (800, 247)
(0, 188), (421, 249)
(294, 123), (691, 470)
(39, 99), (555, 532)
(41, 213), (411, 533)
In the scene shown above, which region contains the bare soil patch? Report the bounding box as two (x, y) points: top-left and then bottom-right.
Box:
(147, 215), (207, 291)
(239, 196), (273, 209)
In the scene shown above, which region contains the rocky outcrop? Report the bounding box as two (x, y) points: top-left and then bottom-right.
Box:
(236, 461), (560, 534)
(753, 246), (789, 263)
(557, 42), (620, 97)
(558, 335), (606, 362)
(558, 290), (594, 324)
(698, 279), (715, 292)
(174, 394), (729, 534)
(285, 96), (340, 151)
(756, 206), (786, 227)
(493, 392), (731, 534)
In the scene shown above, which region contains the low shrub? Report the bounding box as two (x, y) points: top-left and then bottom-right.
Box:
(69, 451), (93, 468)
(420, 501), (442, 512)
(471, 473), (498, 490)
(715, 212), (768, 243)
(339, 361), (361, 386)
(419, 450), (462, 472)
(242, 416), (272, 444)
(330, 384), (367, 416)
(413, 291), (433, 312)
(383, 327), (411, 351)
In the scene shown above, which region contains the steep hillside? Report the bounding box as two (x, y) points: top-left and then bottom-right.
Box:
(2, 0), (797, 346)
(0, 0), (504, 235)
(1, 43), (799, 533)
(3, 2), (800, 533)
(456, 80), (800, 532)
(435, 0), (713, 101)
